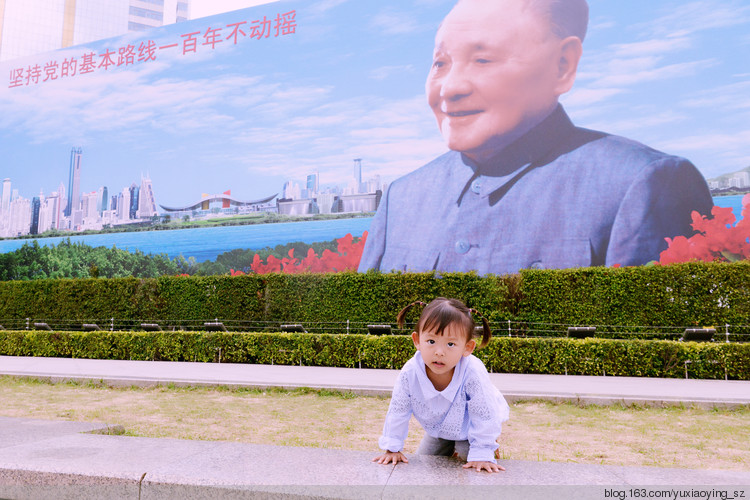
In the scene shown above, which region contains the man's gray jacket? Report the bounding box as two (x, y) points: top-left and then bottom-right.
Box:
(358, 105), (713, 275)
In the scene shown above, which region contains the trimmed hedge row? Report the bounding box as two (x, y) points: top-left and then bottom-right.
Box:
(1, 261), (749, 329)
(1, 330), (747, 380)
(518, 261), (750, 327)
(0, 272), (513, 324)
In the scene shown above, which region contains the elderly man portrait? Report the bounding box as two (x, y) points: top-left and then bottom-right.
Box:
(358, 0), (713, 275)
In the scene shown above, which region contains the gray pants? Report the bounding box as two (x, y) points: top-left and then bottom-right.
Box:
(416, 435), (470, 461)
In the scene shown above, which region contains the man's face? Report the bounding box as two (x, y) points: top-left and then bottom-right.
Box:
(426, 0), (566, 162)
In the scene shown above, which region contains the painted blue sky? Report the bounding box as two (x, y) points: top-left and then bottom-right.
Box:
(0, 0), (748, 209)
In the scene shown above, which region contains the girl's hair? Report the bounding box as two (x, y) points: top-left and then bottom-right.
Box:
(396, 297), (492, 348)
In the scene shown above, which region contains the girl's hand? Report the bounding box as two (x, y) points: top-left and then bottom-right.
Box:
(372, 451), (409, 465)
(463, 461), (505, 473)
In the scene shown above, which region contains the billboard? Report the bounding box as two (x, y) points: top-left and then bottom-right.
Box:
(0, 0), (748, 276)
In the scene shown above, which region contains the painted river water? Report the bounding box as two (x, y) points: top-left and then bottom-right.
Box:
(0, 195), (742, 262)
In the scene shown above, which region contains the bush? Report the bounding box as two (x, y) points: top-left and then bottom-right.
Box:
(0, 330), (746, 380)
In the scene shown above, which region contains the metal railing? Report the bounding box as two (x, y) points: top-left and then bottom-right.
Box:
(1, 317), (748, 342)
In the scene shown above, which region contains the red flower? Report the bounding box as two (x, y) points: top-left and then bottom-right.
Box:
(249, 231), (368, 274)
(659, 200), (750, 265)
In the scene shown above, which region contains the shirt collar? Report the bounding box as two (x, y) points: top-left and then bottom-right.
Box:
(455, 105), (577, 205)
(414, 351), (467, 401)
(473, 104), (576, 177)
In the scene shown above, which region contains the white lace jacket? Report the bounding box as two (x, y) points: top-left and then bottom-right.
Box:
(379, 351), (510, 463)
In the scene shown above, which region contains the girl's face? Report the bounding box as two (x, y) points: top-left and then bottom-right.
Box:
(412, 322), (476, 386)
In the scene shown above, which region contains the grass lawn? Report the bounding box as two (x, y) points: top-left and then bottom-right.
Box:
(1, 376), (747, 471)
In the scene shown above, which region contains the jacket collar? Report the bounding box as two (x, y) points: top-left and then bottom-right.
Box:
(454, 105), (578, 206)
(415, 351), (467, 401)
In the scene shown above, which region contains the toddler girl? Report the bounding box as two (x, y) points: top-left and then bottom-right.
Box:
(373, 297), (510, 473)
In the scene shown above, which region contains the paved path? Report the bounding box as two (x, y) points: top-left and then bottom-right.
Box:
(0, 417), (748, 500)
(1, 355), (750, 407)
(1, 356), (749, 499)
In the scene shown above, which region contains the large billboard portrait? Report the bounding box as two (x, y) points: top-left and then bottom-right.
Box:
(0, 0), (748, 277)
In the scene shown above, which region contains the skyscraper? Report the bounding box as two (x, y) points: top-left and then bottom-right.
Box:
(30, 196), (41, 235)
(1, 178), (11, 216)
(306, 172), (319, 194)
(353, 159), (362, 190)
(117, 188), (130, 221)
(128, 183), (139, 219)
(137, 175), (157, 218)
(38, 191), (61, 233)
(0, 0), (192, 62)
(65, 147), (82, 217)
(100, 186), (109, 213)
(8, 196), (31, 236)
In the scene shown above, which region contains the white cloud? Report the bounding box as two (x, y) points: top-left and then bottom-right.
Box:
(643, 1), (750, 37)
(225, 93), (443, 182)
(369, 64), (415, 81)
(561, 87), (624, 108)
(582, 110), (687, 137)
(370, 9), (420, 35)
(609, 37), (692, 57)
(681, 80), (750, 111)
(593, 59), (712, 87)
(307, 0), (349, 16)
(660, 129), (750, 153)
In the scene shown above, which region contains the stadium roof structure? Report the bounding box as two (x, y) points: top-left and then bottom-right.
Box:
(159, 193), (278, 212)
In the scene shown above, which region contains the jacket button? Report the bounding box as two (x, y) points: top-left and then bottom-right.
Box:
(470, 178), (482, 194)
(455, 240), (471, 254)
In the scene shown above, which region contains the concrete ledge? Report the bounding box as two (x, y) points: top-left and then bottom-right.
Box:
(0, 418), (748, 500)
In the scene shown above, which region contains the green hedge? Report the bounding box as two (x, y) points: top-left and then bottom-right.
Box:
(518, 262), (750, 327)
(0, 272), (513, 326)
(1, 330), (747, 380)
(0, 262), (749, 332)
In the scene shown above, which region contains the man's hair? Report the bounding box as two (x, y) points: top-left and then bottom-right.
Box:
(530, 0), (589, 42)
(452, 0), (589, 42)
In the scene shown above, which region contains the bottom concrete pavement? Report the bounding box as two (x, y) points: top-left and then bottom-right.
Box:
(1, 356), (750, 498)
(1, 355), (750, 407)
(0, 417), (748, 500)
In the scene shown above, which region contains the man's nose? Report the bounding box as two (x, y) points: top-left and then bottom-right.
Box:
(440, 66), (472, 101)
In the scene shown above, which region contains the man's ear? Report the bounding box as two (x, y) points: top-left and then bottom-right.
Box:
(463, 339), (476, 357)
(554, 36), (583, 96)
(411, 331), (420, 349)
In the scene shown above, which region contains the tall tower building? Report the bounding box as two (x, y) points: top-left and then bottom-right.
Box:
(353, 159), (362, 191)
(128, 183), (139, 219)
(137, 175), (157, 218)
(100, 186), (108, 213)
(30, 196), (41, 235)
(117, 187), (130, 221)
(38, 191), (61, 233)
(1, 178), (11, 216)
(306, 172), (319, 195)
(0, 0), (193, 62)
(8, 196), (31, 236)
(65, 147), (82, 217)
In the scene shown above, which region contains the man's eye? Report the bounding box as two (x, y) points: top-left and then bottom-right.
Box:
(476, 58), (491, 64)
(432, 60), (445, 69)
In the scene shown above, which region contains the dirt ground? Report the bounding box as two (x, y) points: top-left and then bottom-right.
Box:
(1, 377), (747, 471)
